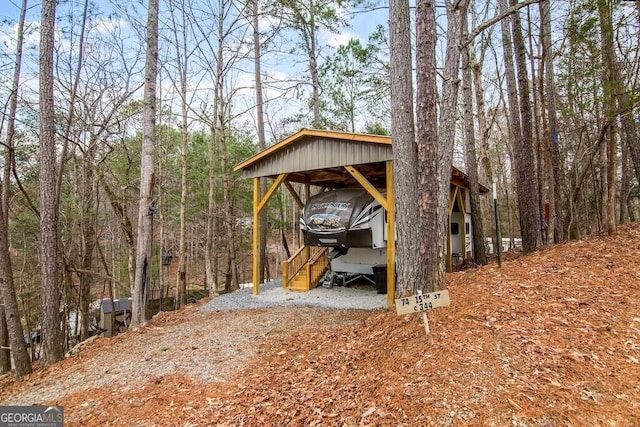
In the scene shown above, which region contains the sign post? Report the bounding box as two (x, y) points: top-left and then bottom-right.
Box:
(417, 290), (430, 336)
(394, 289), (450, 339)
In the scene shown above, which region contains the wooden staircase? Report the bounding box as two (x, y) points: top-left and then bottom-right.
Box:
(283, 246), (330, 292)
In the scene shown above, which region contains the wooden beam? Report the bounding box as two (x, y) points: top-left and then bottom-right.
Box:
(304, 184), (310, 259)
(386, 161), (396, 307)
(283, 180), (304, 209)
(449, 186), (459, 214)
(252, 178), (260, 295)
(344, 165), (388, 210)
(257, 173), (287, 213)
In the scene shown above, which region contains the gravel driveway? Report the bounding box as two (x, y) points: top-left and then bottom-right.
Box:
(0, 281), (385, 407)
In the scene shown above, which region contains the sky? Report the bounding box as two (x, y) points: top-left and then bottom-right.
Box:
(0, 0), (391, 139)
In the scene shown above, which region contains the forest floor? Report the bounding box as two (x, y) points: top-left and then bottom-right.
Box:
(1, 224), (640, 426)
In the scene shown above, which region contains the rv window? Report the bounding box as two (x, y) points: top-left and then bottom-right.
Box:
(451, 222), (459, 235)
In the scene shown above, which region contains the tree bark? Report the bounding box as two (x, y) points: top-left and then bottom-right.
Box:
(309, 0), (321, 128)
(0, 0), (32, 378)
(597, 0), (617, 235)
(501, 0), (541, 253)
(416, 0), (441, 292)
(461, 8), (487, 265)
(512, 0), (542, 250)
(389, 0), (419, 296)
(620, 139), (630, 225)
(437, 0), (465, 273)
(539, 0), (564, 242)
(468, 6), (495, 251)
(169, 0), (190, 308)
(0, 229), (32, 377)
(220, 126), (239, 291)
(0, 309), (9, 373)
(39, 0), (65, 365)
(132, 0), (160, 327)
(205, 125), (218, 296)
(79, 139), (97, 341)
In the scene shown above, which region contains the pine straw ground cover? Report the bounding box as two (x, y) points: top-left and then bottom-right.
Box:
(1, 224), (639, 426)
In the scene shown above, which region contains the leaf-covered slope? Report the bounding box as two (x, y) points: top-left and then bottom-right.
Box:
(2, 223), (639, 426)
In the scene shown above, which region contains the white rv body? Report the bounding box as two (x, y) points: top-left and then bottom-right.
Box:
(300, 188), (473, 279)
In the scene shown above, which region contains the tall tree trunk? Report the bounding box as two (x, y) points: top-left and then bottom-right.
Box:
(389, 0), (419, 296)
(0, 224), (32, 376)
(171, 2), (189, 309)
(0, 309), (9, 373)
(524, 5), (544, 245)
(620, 140), (630, 225)
(220, 126), (238, 290)
(252, 0), (268, 284)
(437, 0), (465, 273)
(39, 0), (64, 365)
(416, 0), (441, 292)
(539, 0), (563, 243)
(206, 0), (226, 296)
(501, 0), (541, 253)
(168, 0), (189, 308)
(309, 0), (321, 128)
(205, 124), (218, 296)
(79, 140), (97, 341)
(461, 7), (487, 265)
(132, 0), (160, 327)
(469, 9), (495, 251)
(76, 3), (93, 341)
(511, 0), (542, 250)
(0, 0), (32, 378)
(597, 0), (617, 235)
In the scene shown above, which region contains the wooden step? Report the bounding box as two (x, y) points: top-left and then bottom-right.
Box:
(287, 271), (311, 292)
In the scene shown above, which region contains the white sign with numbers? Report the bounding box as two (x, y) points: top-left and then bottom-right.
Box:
(394, 290), (450, 315)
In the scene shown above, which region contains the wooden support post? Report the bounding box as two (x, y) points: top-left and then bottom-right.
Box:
(251, 174), (287, 295)
(252, 177), (260, 295)
(304, 184), (310, 261)
(386, 161), (396, 308)
(282, 260), (289, 288)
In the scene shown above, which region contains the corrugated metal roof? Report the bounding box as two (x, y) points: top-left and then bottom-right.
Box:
(234, 128), (487, 192)
(234, 128), (392, 177)
(240, 137), (392, 179)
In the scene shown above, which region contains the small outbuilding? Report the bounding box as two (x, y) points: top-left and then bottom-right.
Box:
(234, 128), (486, 306)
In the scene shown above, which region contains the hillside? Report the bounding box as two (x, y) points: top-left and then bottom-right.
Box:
(1, 224), (639, 426)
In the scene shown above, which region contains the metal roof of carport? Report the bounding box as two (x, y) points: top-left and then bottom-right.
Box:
(234, 128), (393, 188)
(234, 128), (489, 193)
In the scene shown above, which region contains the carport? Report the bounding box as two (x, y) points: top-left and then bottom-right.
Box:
(234, 128), (481, 307)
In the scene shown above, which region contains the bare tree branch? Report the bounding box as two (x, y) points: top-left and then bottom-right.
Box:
(463, 0), (543, 48)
